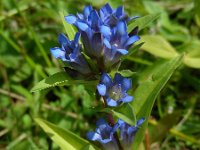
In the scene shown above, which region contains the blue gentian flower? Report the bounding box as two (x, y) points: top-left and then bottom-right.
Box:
(102, 21), (140, 68)
(65, 7), (105, 58)
(115, 118), (145, 149)
(65, 4), (140, 71)
(87, 119), (119, 150)
(50, 32), (91, 75)
(97, 73), (133, 107)
(99, 3), (130, 27)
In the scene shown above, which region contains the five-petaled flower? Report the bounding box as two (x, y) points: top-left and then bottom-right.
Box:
(97, 73), (133, 107)
(50, 32), (91, 75)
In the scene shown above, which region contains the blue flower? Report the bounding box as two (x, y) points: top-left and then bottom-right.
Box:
(97, 73), (133, 107)
(87, 119), (119, 150)
(65, 4), (140, 71)
(65, 7), (105, 58)
(50, 32), (91, 75)
(115, 118), (145, 149)
(101, 21), (140, 69)
(65, 3), (131, 29)
(99, 3), (130, 27)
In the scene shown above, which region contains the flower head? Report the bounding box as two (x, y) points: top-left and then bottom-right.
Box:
(116, 118), (145, 149)
(97, 73), (133, 107)
(87, 119), (119, 150)
(65, 4), (140, 72)
(50, 32), (91, 75)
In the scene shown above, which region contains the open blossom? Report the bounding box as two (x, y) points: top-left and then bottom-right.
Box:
(97, 73), (133, 107)
(50, 32), (91, 75)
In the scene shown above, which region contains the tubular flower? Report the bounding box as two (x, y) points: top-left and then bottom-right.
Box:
(50, 32), (91, 75)
(116, 118), (145, 149)
(86, 119), (119, 150)
(97, 73), (133, 107)
(99, 3), (130, 27)
(65, 4), (140, 71)
(65, 6), (104, 58)
(102, 21), (140, 68)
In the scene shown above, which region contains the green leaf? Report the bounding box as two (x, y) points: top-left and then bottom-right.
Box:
(128, 13), (160, 32)
(117, 70), (136, 77)
(181, 40), (200, 68)
(112, 104), (136, 126)
(183, 56), (200, 69)
(31, 71), (97, 92)
(132, 55), (183, 149)
(35, 118), (96, 150)
(140, 35), (178, 59)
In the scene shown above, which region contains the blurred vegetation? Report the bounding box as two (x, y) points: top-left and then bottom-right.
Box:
(0, 0), (200, 149)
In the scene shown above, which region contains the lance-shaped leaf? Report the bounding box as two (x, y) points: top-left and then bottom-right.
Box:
(132, 55), (183, 149)
(31, 71), (97, 92)
(128, 13), (160, 32)
(140, 35), (178, 59)
(35, 118), (97, 150)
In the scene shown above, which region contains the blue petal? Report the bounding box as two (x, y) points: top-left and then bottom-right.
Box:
(84, 5), (93, 18)
(106, 98), (118, 107)
(89, 10), (100, 29)
(122, 78), (132, 91)
(125, 35), (140, 47)
(65, 15), (77, 24)
(122, 95), (133, 103)
(87, 131), (101, 141)
(97, 84), (107, 96)
(116, 49), (128, 55)
(115, 6), (124, 18)
(76, 21), (89, 31)
(137, 118), (145, 126)
(114, 73), (123, 84)
(50, 47), (66, 61)
(58, 33), (70, 45)
(69, 53), (77, 62)
(101, 73), (112, 86)
(100, 25), (111, 37)
(99, 138), (112, 144)
(103, 38), (111, 49)
(117, 119), (125, 126)
(101, 3), (112, 14)
(116, 21), (127, 35)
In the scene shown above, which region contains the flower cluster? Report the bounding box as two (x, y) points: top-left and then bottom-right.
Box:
(51, 4), (139, 73)
(87, 118), (145, 150)
(50, 3), (144, 150)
